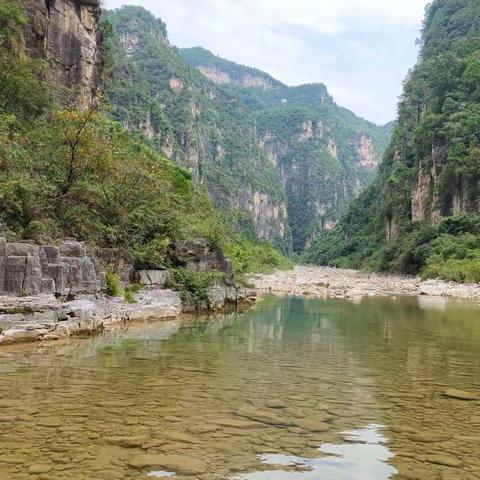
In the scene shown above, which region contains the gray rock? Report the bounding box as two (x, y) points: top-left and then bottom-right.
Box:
(6, 243), (39, 257)
(1, 238), (102, 297)
(41, 245), (60, 264)
(174, 238), (234, 285)
(0, 237), (6, 257)
(65, 300), (99, 319)
(60, 240), (86, 258)
(138, 270), (169, 288)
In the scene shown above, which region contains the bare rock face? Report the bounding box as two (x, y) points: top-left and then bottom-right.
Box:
(355, 134), (378, 170)
(0, 237), (104, 296)
(22, 0), (104, 102)
(174, 238), (234, 285)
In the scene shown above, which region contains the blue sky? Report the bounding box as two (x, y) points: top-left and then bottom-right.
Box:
(104, 0), (431, 125)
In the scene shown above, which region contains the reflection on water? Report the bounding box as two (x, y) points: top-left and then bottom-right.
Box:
(0, 295), (479, 479)
(239, 425), (397, 480)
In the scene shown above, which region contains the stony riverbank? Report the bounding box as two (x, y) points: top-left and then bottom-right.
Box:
(250, 266), (480, 300)
(0, 286), (255, 346)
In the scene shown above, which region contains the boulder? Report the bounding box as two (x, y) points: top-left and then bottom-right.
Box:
(174, 238), (234, 285)
(60, 240), (86, 258)
(419, 281), (448, 297)
(138, 270), (169, 288)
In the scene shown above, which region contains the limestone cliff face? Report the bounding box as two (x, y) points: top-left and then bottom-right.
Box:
(23, 0), (104, 101)
(238, 190), (289, 242)
(410, 137), (478, 225)
(355, 134), (378, 170)
(257, 120), (379, 252)
(196, 66), (275, 90)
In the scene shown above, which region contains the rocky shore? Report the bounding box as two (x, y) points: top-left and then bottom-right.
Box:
(251, 266), (480, 300)
(0, 235), (257, 346)
(0, 287), (255, 346)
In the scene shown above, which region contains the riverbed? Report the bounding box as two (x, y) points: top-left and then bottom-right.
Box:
(0, 295), (479, 479)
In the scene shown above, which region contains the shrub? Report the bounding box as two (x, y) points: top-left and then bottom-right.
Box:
(169, 268), (223, 309)
(124, 290), (137, 304)
(105, 270), (123, 297)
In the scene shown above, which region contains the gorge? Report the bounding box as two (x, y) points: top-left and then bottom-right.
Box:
(1, 1), (480, 479)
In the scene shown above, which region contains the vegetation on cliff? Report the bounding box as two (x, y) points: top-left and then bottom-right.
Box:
(102, 7), (391, 253)
(102, 7), (291, 252)
(304, 0), (480, 282)
(0, 1), (290, 278)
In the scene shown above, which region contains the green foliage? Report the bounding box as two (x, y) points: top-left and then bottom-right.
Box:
(124, 290), (137, 304)
(106, 271), (123, 297)
(168, 268), (223, 309)
(0, 306), (36, 315)
(0, 2), (291, 285)
(102, 7), (391, 253)
(423, 234), (480, 283)
(225, 235), (293, 277)
(305, 0), (480, 282)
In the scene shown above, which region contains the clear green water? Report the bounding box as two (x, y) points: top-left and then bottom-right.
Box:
(0, 295), (480, 480)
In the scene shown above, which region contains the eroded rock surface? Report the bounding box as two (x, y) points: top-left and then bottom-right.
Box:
(0, 237), (104, 296)
(23, 0), (104, 101)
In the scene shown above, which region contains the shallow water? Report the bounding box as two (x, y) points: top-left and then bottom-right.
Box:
(0, 295), (479, 479)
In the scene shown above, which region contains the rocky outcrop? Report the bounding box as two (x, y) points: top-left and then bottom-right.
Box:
(0, 290), (182, 345)
(136, 270), (169, 289)
(174, 239), (235, 285)
(198, 66), (232, 85)
(22, 0), (104, 101)
(355, 134), (378, 170)
(0, 237), (104, 297)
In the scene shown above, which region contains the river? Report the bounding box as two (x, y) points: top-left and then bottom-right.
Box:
(0, 295), (479, 479)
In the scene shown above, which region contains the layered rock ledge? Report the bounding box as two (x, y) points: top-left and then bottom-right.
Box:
(0, 236), (254, 346)
(0, 286), (253, 346)
(251, 266), (480, 301)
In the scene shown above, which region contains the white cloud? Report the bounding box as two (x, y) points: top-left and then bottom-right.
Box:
(103, 0), (430, 123)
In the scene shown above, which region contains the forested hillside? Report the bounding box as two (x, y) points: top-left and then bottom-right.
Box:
(0, 0), (289, 282)
(102, 7), (391, 253)
(304, 0), (480, 282)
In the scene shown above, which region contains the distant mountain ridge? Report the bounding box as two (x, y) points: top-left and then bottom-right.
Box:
(103, 6), (392, 252)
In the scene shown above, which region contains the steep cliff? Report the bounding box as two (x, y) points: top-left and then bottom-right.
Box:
(103, 7), (290, 251)
(22, 0), (104, 101)
(304, 0), (480, 281)
(103, 8), (391, 253)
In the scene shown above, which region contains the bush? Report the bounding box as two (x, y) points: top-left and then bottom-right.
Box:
(106, 270), (123, 297)
(421, 233), (480, 283)
(169, 268), (223, 309)
(124, 290), (137, 304)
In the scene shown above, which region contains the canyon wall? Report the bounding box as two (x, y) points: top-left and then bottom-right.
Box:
(23, 0), (104, 101)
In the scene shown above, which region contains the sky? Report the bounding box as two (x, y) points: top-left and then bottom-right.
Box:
(103, 0), (431, 125)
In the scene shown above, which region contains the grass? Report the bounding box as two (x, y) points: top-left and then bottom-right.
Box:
(0, 306), (36, 315)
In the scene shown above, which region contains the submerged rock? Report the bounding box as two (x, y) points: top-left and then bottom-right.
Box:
(406, 433), (451, 443)
(293, 418), (331, 432)
(426, 454), (462, 468)
(128, 454), (207, 475)
(443, 389), (478, 401)
(235, 407), (292, 426)
(28, 464), (53, 474)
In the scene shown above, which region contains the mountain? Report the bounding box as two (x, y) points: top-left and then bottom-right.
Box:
(304, 0), (480, 282)
(102, 7), (392, 253)
(0, 0), (290, 288)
